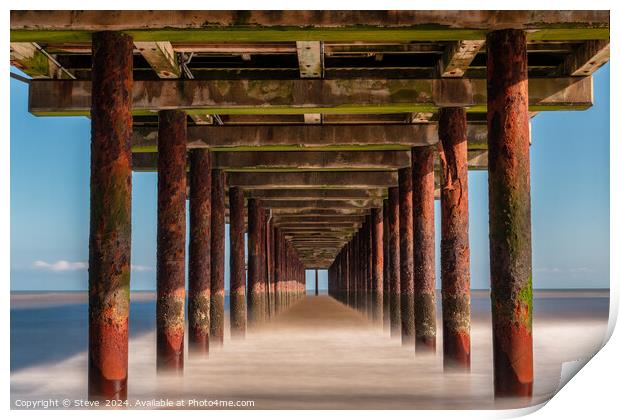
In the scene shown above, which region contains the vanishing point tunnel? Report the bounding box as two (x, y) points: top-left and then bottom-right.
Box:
(10, 10), (610, 402)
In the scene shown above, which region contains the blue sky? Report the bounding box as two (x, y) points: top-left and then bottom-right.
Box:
(10, 64), (609, 291)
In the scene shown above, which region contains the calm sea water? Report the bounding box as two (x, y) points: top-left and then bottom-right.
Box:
(10, 290), (610, 409)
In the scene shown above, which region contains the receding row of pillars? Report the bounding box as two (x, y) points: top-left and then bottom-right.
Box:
(86, 31), (306, 401)
(87, 28), (533, 401)
(328, 29), (533, 399)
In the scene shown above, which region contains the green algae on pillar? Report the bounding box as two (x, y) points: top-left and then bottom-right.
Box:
(438, 107), (471, 370)
(210, 169), (226, 346)
(188, 149), (211, 356)
(156, 109), (187, 373)
(229, 186), (247, 339)
(487, 29), (533, 398)
(88, 31), (133, 401)
(412, 146), (437, 353)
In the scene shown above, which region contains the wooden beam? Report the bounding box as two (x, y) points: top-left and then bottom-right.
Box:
(438, 40), (485, 77)
(560, 40), (610, 76)
(10, 42), (65, 79)
(10, 11), (610, 42)
(28, 77), (594, 117)
(134, 41), (180, 78)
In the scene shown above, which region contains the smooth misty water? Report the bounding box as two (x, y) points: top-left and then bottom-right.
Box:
(10, 290), (609, 410)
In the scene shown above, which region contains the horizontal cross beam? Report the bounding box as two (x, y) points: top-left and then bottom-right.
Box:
(11, 11), (609, 42)
(132, 124), (487, 152)
(227, 171), (397, 189)
(28, 77), (593, 116)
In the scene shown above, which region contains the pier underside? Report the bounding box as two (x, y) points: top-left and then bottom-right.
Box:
(10, 10), (609, 403)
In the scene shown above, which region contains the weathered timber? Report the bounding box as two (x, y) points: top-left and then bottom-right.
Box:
(156, 110), (187, 373)
(487, 29), (533, 398)
(10, 11), (609, 43)
(438, 107), (471, 370)
(28, 77), (594, 117)
(210, 169), (226, 346)
(88, 31), (133, 401)
(188, 149), (211, 356)
(398, 167), (415, 347)
(229, 186), (246, 339)
(412, 146), (437, 353)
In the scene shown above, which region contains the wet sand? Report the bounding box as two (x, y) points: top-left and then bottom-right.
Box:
(11, 293), (609, 410)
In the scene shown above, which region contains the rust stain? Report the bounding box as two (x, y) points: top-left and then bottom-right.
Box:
(188, 149), (211, 356)
(88, 31), (133, 401)
(438, 106), (471, 370)
(156, 109), (187, 373)
(487, 29), (533, 398)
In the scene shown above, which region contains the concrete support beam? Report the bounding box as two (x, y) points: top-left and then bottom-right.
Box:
(250, 189), (385, 200)
(11, 11), (609, 42)
(156, 110), (187, 373)
(387, 187), (401, 338)
(213, 150), (410, 171)
(412, 146), (437, 353)
(210, 169), (226, 346)
(248, 199), (266, 326)
(297, 41), (322, 78)
(10, 42), (67, 78)
(274, 215), (366, 224)
(227, 171), (397, 189)
(561, 39), (610, 76)
(28, 77), (594, 116)
(270, 208), (369, 216)
(438, 107), (471, 370)
(132, 124), (486, 152)
(261, 199), (382, 210)
(134, 41), (180, 78)
(438, 40), (485, 77)
(487, 29), (533, 398)
(188, 149), (211, 356)
(398, 167), (415, 347)
(229, 186), (246, 339)
(88, 31), (133, 401)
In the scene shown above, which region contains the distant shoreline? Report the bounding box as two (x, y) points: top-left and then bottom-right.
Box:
(10, 289), (610, 310)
